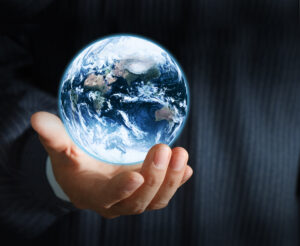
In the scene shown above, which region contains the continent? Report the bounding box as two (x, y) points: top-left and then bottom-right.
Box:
(84, 73), (114, 114)
(84, 73), (118, 93)
(141, 66), (160, 81)
(106, 73), (117, 85)
(123, 71), (139, 85)
(112, 59), (161, 86)
(155, 106), (174, 122)
(112, 61), (127, 77)
(89, 90), (105, 114)
(84, 73), (109, 93)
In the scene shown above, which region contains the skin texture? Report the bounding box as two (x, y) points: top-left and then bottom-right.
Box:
(31, 112), (193, 219)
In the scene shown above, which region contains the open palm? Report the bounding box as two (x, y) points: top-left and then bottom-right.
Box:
(31, 112), (193, 218)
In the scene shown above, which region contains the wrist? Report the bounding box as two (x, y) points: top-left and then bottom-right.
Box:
(46, 156), (71, 202)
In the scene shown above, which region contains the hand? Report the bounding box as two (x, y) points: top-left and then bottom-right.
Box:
(31, 112), (193, 218)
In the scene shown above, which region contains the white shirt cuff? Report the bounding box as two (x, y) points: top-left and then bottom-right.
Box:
(46, 156), (70, 202)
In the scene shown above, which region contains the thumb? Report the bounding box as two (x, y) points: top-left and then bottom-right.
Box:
(31, 111), (72, 154)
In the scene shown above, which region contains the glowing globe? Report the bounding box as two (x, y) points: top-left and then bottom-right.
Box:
(59, 34), (190, 165)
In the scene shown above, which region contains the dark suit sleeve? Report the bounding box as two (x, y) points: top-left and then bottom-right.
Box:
(0, 34), (77, 238)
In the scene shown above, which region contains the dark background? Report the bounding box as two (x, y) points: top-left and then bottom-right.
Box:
(2, 0), (297, 96)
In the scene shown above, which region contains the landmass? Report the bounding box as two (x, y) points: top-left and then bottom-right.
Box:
(112, 58), (161, 86)
(83, 58), (162, 114)
(91, 91), (105, 114)
(84, 73), (111, 93)
(155, 106), (174, 122)
(83, 72), (118, 114)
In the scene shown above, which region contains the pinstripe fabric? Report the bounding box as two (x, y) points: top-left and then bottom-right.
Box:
(0, 35), (77, 238)
(1, 0), (300, 245)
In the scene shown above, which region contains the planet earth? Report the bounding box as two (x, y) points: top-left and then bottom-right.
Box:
(59, 35), (190, 165)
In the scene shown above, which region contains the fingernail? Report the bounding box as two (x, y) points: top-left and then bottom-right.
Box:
(170, 156), (185, 171)
(153, 145), (170, 170)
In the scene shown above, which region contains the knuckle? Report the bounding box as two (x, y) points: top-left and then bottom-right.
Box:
(117, 185), (137, 197)
(131, 207), (145, 215)
(127, 172), (141, 183)
(145, 175), (160, 187)
(165, 179), (178, 189)
(127, 201), (146, 214)
(148, 201), (169, 210)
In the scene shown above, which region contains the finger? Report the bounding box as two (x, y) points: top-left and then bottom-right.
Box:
(109, 143), (171, 215)
(146, 147), (188, 210)
(97, 171), (144, 209)
(31, 111), (72, 154)
(179, 165), (193, 186)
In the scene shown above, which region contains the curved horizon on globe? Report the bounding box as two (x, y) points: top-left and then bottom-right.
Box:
(59, 34), (190, 165)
